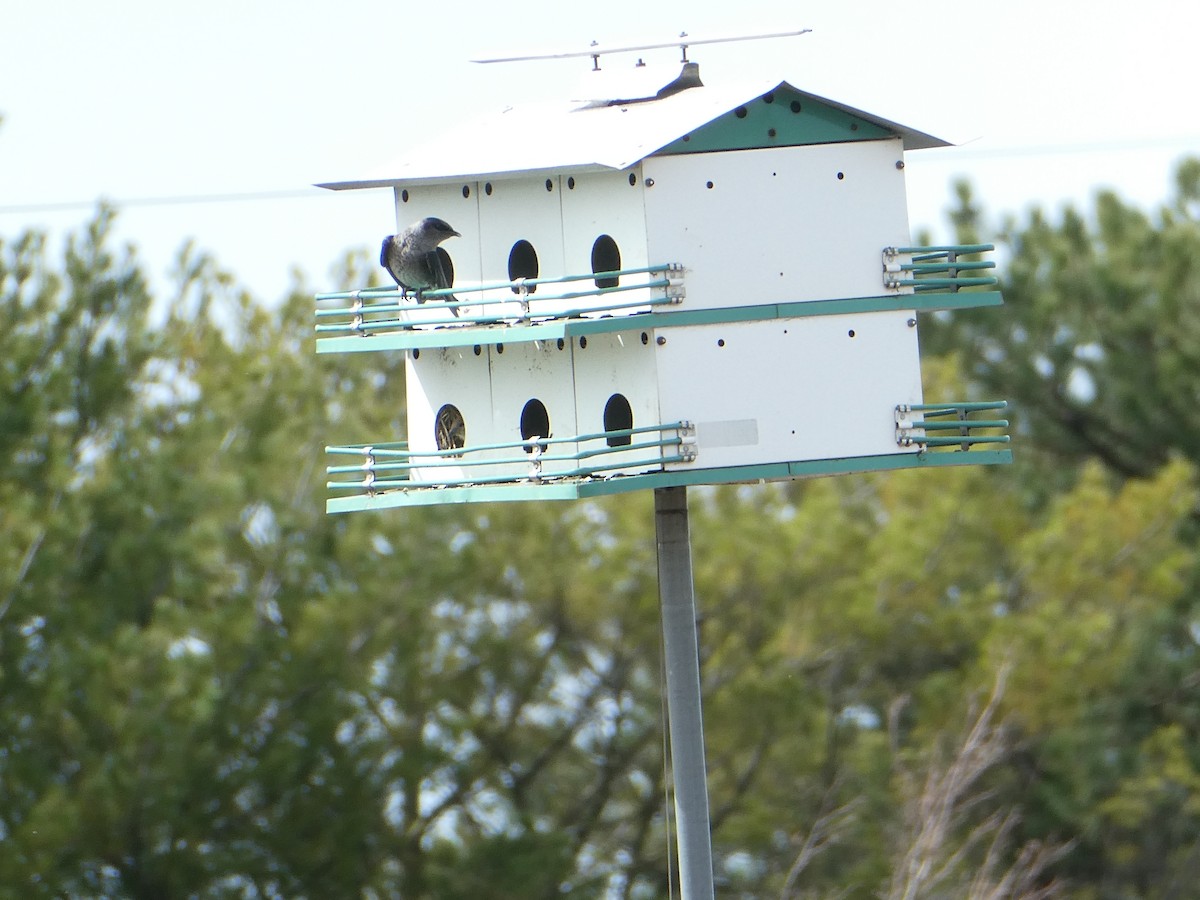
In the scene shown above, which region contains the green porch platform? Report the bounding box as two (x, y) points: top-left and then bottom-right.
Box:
(315, 290), (1003, 354)
(325, 446), (1012, 513)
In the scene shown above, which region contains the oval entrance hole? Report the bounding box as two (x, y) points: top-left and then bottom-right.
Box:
(434, 404), (466, 457)
(508, 240), (539, 293)
(591, 235), (621, 289)
(520, 399), (550, 454)
(603, 393), (633, 447)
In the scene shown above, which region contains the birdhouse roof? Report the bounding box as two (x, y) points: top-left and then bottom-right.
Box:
(318, 75), (948, 191)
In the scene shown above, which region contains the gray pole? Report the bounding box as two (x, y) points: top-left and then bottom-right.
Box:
(654, 485), (715, 900)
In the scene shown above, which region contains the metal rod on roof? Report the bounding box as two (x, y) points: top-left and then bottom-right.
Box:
(470, 27), (811, 65)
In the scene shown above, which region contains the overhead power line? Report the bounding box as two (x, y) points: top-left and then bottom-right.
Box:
(0, 187), (361, 215)
(0, 135), (1195, 216)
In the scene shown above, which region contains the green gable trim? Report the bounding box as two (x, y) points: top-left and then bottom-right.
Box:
(325, 449), (1012, 513)
(315, 291), (1004, 355)
(656, 86), (895, 156)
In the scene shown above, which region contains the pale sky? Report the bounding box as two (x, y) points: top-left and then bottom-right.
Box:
(1, 0), (1196, 305)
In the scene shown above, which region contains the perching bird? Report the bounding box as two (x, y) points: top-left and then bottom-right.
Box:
(380, 217), (461, 314)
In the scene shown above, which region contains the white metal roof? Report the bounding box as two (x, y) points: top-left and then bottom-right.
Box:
(317, 73), (949, 191)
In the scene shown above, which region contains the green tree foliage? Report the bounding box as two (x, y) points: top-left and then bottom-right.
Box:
(2, 163), (1199, 898)
(923, 160), (1200, 481)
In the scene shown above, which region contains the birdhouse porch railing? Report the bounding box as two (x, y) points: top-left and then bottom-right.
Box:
(882, 244), (998, 292)
(325, 420), (697, 509)
(323, 401), (1010, 511)
(315, 263), (686, 336)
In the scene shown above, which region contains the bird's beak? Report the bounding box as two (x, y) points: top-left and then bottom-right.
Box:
(452, 230), (462, 238)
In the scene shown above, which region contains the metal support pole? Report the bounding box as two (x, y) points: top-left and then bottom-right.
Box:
(654, 486), (715, 900)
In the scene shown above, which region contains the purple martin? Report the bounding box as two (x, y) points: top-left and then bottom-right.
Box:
(380, 217), (462, 314)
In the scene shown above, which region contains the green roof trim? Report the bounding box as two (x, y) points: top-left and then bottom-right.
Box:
(315, 291), (1004, 354)
(656, 85), (895, 155)
(325, 448), (1012, 513)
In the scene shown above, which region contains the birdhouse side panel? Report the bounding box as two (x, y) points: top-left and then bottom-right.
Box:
(488, 340), (580, 479)
(406, 347), (495, 484)
(559, 169), (652, 317)
(475, 177), (565, 319)
(655, 312), (923, 471)
(569, 330), (662, 476)
(642, 139), (911, 311)
(392, 184), (481, 322)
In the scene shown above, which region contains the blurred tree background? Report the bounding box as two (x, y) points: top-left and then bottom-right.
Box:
(2, 160), (1199, 899)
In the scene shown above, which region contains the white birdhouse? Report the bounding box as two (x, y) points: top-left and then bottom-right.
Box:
(316, 62), (1009, 512)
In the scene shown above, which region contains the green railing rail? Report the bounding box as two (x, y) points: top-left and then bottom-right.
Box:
(314, 263), (685, 335)
(326, 421), (695, 493)
(895, 401), (1009, 451)
(883, 244), (997, 293)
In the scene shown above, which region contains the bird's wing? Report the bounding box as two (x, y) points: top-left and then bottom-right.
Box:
(380, 237), (407, 287)
(428, 247), (455, 290)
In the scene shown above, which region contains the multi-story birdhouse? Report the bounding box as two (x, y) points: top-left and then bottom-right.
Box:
(316, 62), (1009, 512)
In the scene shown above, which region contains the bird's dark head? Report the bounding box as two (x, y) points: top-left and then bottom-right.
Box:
(419, 217), (461, 243)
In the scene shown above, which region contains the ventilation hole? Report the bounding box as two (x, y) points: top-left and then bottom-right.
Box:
(705, 180), (714, 189)
(579, 336), (588, 349)
(837, 172), (845, 180)
(734, 106), (748, 119)
(763, 92), (775, 104)
(473, 344), (481, 356)
(401, 189), (410, 202)
(412, 349), (420, 360)
(604, 394), (634, 447)
(768, 128), (777, 138)
(790, 101), (802, 113)
(850, 123), (859, 131)
(508, 240), (539, 294)
(435, 404), (466, 457)
(520, 399), (550, 454)
(496, 343), (504, 354)
(682, 134), (691, 142)
(545, 178), (554, 192)
(485, 182), (493, 195)
(848, 329), (856, 338)
(556, 338), (564, 350)
(641, 332), (649, 345)
(591, 235), (621, 289)
(462, 185), (470, 199)
(628, 173), (637, 186)
(717, 339), (725, 347)
(567, 176), (576, 189)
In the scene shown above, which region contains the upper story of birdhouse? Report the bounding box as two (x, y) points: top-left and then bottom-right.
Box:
(317, 65), (958, 325)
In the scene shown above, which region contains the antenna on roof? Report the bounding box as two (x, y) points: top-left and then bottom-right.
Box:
(471, 27), (812, 71)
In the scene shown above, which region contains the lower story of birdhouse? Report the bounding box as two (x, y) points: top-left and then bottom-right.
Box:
(324, 310), (1010, 511)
